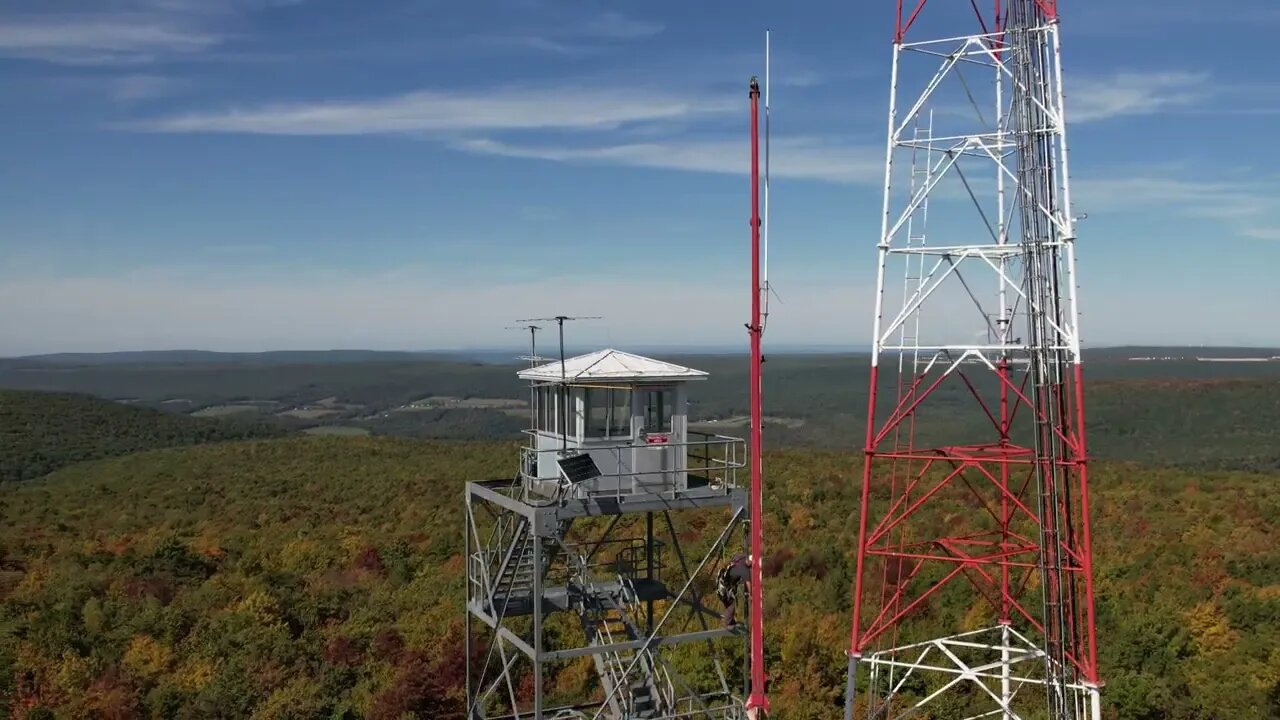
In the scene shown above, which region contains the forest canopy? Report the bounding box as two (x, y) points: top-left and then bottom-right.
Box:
(0, 436), (1275, 718)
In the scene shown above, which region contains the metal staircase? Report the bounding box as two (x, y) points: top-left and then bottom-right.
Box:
(470, 458), (702, 719)
(580, 575), (672, 718)
(485, 514), (573, 615)
(481, 466), (577, 615)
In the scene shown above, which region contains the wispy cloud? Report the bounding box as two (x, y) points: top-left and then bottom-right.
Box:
(124, 72), (879, 183)
(455, 136), (883, 184)
(1073, 174), (1280, 241)
(1068, 71), (1210, 122)
(1241, 227), (1280, 241)
(466, 10), (663, 57)
(126, 85), (733, 134)
(0, 0), (301, 66)
(925, 69), (1212, 126)
(1074, 176), (1262, 218)
(0, 15), (221, 65)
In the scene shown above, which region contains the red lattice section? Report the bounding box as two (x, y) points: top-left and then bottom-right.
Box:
(848, 360), (1100, 686)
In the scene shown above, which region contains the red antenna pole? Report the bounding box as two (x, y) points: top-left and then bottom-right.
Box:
(744, 75), (771, 719)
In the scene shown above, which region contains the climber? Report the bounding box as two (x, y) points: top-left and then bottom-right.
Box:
(716, 553), (753, 628)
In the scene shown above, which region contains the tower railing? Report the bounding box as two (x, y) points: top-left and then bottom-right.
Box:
(518, 431), (746, 501)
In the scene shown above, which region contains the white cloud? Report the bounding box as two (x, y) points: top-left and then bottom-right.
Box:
(0, 0), (304, 64)
(1068, 71), (1210, 122)
(127, 86), (734, 134)
(1241, 226), (1280, 242)
(0, 16), (221, 65)
(0, 0), (303, 65)
(455, 136), (885, 184)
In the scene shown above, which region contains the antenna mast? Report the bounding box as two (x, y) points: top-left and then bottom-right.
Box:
(517, 315), (602, 452)
(745, 73), (771, 720)
(506, 323), (546, 431)
(762, 29), (771, 325)
(506, 323), (547, 368)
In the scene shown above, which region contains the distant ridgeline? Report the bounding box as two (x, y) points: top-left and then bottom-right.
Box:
(0, 390), (286, 482)
(1, 348), (1280, 471)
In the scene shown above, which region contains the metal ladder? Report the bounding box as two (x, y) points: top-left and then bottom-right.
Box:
(898, 109), (933, 369)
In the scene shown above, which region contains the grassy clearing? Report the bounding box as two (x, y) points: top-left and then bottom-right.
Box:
(278, 408), (341, 420)
(302, 425), (371, 437)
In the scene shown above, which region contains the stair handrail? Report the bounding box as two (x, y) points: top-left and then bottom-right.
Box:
(618, 574), (676, 714)
(587, 592), (631, 716)
(567, 548), (660, 718)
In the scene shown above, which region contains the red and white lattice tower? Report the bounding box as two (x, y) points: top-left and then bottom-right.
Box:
(844, 2), (1102, 719)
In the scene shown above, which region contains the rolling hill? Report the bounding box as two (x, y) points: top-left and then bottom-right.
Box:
(0, 390), (287, 482)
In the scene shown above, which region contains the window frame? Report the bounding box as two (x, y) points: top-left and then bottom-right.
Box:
(609, 388), (632, 438)
(641, 386), (675, 434)
(583, 387), (634, 439)
(535, 385), (562, 435)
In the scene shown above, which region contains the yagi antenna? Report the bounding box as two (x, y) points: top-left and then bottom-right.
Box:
(506, 322), (547, 430)
(515, 315), (603, 452)
(505, 323), (548, 368)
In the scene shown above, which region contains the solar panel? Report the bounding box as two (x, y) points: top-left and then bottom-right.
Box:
(558, 453), (602, 484)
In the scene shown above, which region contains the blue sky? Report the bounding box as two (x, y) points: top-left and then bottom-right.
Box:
(1, 0), (1278, 355)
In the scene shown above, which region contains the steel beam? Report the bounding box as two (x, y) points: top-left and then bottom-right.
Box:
(545, 628), (738, 661)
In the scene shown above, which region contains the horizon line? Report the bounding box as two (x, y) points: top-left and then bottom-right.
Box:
(7, 342), (1280, 361)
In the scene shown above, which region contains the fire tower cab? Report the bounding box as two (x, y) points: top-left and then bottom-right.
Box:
(465, 348), (748, 719)
(519, 348), (733, 498)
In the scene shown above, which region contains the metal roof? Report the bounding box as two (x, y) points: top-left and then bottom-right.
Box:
(517, 348), (708, 383)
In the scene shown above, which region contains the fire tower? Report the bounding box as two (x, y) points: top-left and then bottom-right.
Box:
(844, 2), (1102, 720)
(465, 349), (753, 719)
